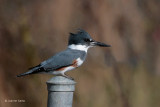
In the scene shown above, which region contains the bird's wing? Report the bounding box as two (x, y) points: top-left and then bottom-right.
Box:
(40, 50), (81, 72)
(16, 49), (86, 77)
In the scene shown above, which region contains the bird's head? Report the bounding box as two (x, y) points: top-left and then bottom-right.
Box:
(68, 29), (111, 52)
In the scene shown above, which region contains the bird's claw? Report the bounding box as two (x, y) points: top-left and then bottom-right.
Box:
(62, 74), (74, 80)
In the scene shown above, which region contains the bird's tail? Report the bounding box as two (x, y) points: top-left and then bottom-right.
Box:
(16, 65), (41, 77)
(16, 70), (33, 77)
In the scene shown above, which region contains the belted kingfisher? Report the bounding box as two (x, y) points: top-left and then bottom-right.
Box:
(17, 29), (111, 79)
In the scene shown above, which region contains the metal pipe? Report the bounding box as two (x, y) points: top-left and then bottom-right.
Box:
(46, 76), (76, 107)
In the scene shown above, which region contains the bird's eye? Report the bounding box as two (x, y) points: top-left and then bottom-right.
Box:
(84, 38), (93, 42)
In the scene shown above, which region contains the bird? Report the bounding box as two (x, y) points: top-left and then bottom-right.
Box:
(17, 29), (111, 80)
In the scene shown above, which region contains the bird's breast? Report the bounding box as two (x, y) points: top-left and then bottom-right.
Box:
(77, 58), (83, 66)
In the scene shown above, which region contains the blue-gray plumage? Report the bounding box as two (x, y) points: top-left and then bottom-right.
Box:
(40, 49), (86, 72)
(17, 29), (111, 79)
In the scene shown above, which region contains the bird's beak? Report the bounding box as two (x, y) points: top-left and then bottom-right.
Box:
(91, 41), (111, 47)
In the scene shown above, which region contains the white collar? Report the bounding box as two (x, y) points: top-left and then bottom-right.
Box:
(68, 44), (89, 52)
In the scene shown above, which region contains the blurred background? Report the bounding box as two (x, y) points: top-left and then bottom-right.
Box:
(0, 0), (160, 107)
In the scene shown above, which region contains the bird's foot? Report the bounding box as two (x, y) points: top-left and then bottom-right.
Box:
(62, 74), (74, 80)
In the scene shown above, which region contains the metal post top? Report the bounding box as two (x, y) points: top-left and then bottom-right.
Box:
(46, 76), (76, 85)
(47, 76), (76, 107)
(46, 76), (76, 92)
